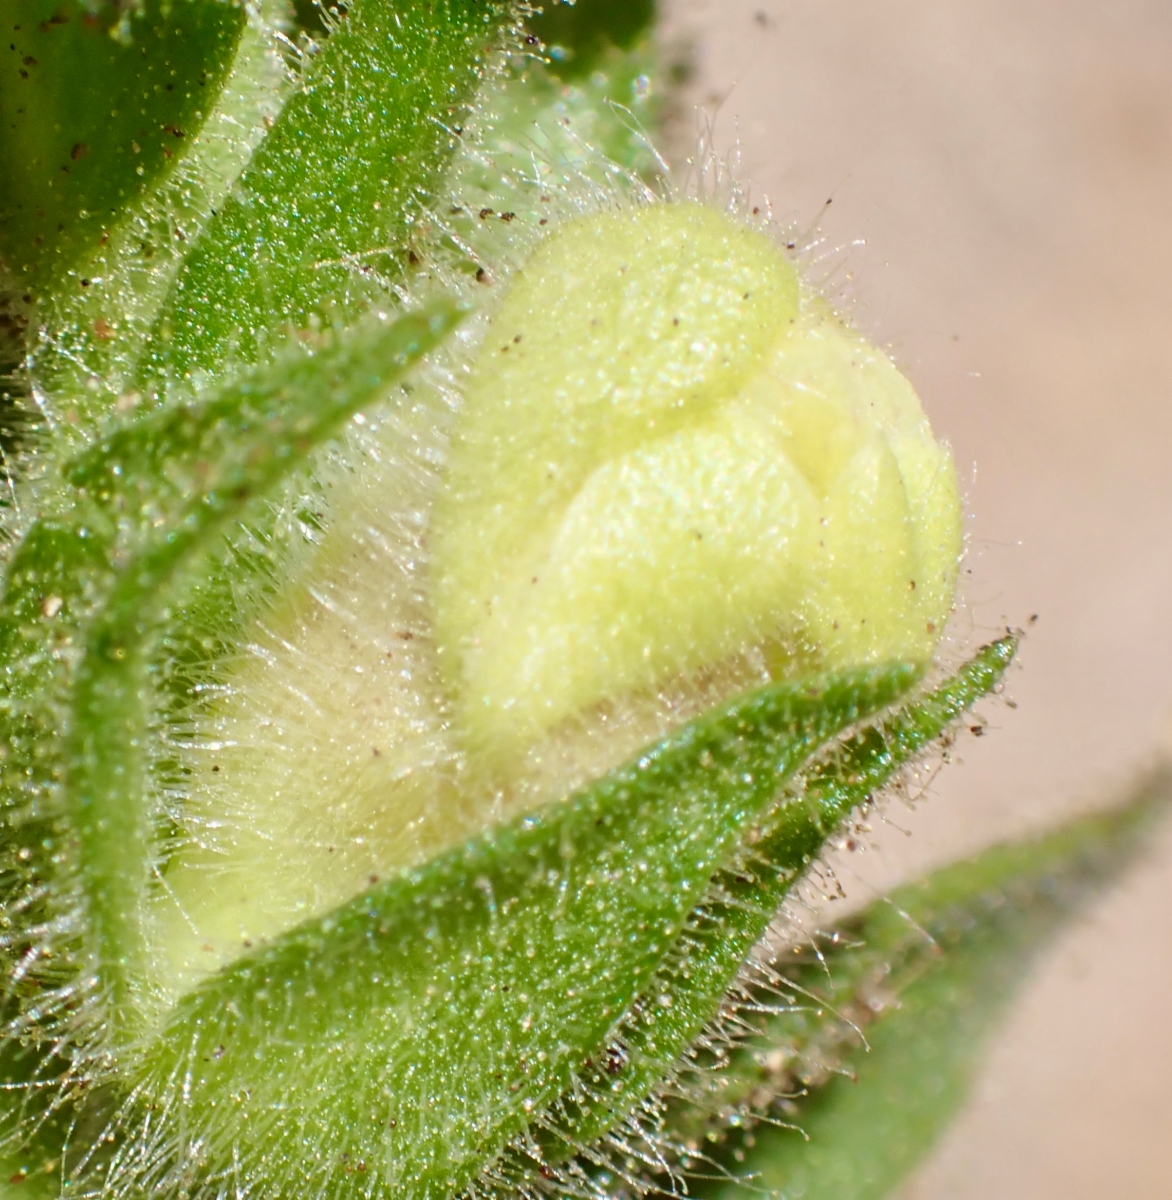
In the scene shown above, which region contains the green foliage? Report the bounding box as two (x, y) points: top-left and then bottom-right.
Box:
(0, 309), (458, 1197)
(129, 665), (912, 1197)
(0, 0), (244, 293)
(143, 0), (511, 384)
(0, 0), (260, 452)
(40, 305), (457, 1039)
(15, 0), (292, 439)
(524, 639), (1017, 1169)
(455, 640), (1017, 1192)
(687, 769), (1171, 1200)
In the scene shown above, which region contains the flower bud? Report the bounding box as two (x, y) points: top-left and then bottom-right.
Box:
(433, 201), (961, 763)
(152, 200), (961, 1001)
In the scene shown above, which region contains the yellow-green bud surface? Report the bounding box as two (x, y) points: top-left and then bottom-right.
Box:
(149, 200), (960, 1011)
(433, 201), (961, 764)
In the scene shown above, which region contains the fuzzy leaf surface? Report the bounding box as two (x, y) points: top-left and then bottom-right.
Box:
(142, 0), (513, 384)
(691, 770), (1171, 1200)
(0, 304), (461, 1047)
(519, 638), (1016, 1168)
(121, 665), (917, 1199)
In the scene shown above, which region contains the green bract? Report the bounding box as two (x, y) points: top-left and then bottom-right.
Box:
(131, 664), (913, 1199)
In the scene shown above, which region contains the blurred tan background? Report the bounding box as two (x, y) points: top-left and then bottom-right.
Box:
(660, 1), (1172, 1196)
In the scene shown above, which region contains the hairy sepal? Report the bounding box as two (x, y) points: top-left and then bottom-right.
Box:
(0, 305), (460, 1074)
(114, 665), (916, 1199)
(687, 767), (1171, 1200)
(140, 0), (517, 388)
(498, 637), (1016, 1180)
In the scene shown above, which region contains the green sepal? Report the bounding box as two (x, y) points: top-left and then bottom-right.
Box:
(687, 767), (1171, 1200)
(141, 0), (514, 385)
(0, 303), (461, 1047)
(122, 664), (917, 1199)
(508, 638), (1016, 1173)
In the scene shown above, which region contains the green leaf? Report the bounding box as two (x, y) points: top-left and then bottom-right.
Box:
(19, 0), (292, 441)
(121, 663), (915, 1198)
(0, 0), (245, 295)
(688, 767), (1171, 1200)
(0, 303), (461, 1048)
(140, 0), (515, 386)
(502, 638), (1016, 1175)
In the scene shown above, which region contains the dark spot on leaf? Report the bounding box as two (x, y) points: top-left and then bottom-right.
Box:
(604, 1043), (629, 1075)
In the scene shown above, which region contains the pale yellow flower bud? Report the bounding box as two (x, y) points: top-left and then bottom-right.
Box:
(150, 199), (960, 1007)
(433, 201), (961, 763)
